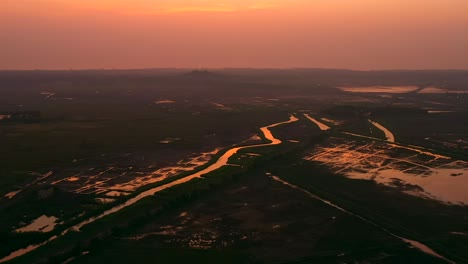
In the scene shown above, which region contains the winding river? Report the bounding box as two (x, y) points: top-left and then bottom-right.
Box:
(368, 119), (395, 142)
(0, 115), (298, 263)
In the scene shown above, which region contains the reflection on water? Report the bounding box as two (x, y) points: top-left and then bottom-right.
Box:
(15, 215), (58, 233)
(368, 119), (395, 142)
(343, 132), (449, 159)
(105, 191), (130, 197)
(348, 167), (468, 204)
(306, 138), (467, 205)
(154, 100), (175, 104)
(95, 198), (115, 204)
(428, 110), (455, 114)
(419, 87), (468, 94)
(66, 177), (80, 182)
(398, 238), (455, 263)
(52, 149), (222, 196)
(304, 114), (330, 131)
(4, 190), (21, 199)
(210, 102), (225, 108)
(0, 115), (298, 263)
(321, 118), (341, 126)
(338, 86), (418, 93)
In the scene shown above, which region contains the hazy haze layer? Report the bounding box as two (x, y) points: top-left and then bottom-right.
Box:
(2, 0), (468, 70)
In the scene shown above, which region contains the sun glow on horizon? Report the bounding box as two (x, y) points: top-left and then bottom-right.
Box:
(2, 0), (468, 70)
(6, 0), (468, 16)
(13, 0), (284, 15)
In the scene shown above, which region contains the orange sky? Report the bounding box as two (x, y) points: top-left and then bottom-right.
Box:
(2, 0), (468, 70)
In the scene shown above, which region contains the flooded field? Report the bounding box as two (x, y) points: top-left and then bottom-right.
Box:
(154, 100), (175, 104)
(419, 87), (468, 94)
(321, 117), (341, 125)
(0, 115), (299, 263)
(305, 137), (468, 205)
(50, 149), (223, 196)
(15, 215), (58, 233)
(1, 69), (468, 263)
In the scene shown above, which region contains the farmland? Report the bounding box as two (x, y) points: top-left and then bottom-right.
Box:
(1, 69), (467, 263)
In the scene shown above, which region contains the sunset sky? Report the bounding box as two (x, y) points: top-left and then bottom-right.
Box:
(2, 0), (468, 70)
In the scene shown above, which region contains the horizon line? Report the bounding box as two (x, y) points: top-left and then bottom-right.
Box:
(1, 67), (468, 72)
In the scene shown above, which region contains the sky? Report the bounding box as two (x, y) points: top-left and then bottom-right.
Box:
(1, 0), (468, 70)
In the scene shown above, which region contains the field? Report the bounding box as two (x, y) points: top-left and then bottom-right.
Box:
(0, 69), (467, 263)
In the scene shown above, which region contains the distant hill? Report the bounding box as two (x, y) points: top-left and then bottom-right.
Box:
(179, 70), (226, 80)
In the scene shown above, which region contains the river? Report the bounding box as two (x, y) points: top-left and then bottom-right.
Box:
(368, 119), (395, 142)
(304, 114), (330, 131)
(0, 115), (298, 263)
